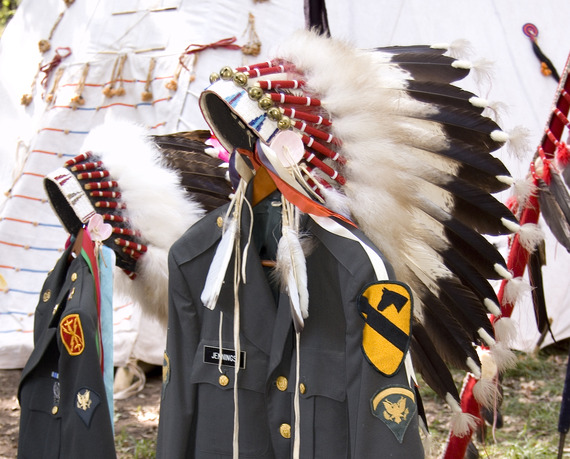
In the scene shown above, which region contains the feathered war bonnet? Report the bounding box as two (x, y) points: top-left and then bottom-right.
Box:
(43, 120), (224, 326)
(199, 30), (525, 435)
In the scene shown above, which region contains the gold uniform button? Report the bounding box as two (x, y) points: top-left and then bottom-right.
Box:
(52, 304), (59, 315)
(299, 383), (306, 394)
(276, 376), (288, 391)
(52, 406), (58, 415)
(279, 423), (291, 439)
(71, 273), (78, 282)
(219, 374), (229, 386)
(43, 290), (51, 302)
(216, 216), (224, 228)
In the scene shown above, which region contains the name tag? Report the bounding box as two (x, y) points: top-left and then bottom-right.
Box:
(203, 345), (246, 369)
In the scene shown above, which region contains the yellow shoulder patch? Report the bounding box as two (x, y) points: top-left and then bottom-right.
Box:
(358, 281), (413, 376)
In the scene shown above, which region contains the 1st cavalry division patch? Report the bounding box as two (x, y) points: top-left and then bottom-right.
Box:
(60, 313), (85, 356)
(357, 281), (412, 376)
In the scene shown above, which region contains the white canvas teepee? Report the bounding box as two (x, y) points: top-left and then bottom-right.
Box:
(1, 0), (569, 371)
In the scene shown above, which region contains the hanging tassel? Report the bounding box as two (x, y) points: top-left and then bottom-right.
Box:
(45, 66), (64, 106)
(103, 54), (127, 98)
(241, 13), (262, 56)
(71, 63), (90, 108)
(165, 60), (184, 91)
(522, 23), (560, 82)
(38, 6), (69, 54)
(141, 57), (156, 102)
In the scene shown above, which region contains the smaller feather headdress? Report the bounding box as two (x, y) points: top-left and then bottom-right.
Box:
(44, 120), (232, 325)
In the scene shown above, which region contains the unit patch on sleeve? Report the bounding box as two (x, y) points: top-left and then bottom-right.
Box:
(370, 385), (417, 443)
(60, 313), (85, 356)
(357, 281), (412, 376)
(74, 388), (101, 427)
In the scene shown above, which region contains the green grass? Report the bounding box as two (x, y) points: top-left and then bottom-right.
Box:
(423, 342), (568, 458)
(115, 428), (156, 459)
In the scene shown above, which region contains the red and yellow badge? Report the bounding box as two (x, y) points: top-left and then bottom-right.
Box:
(358, 281), (413, 376)
(60, 313), (85, 356)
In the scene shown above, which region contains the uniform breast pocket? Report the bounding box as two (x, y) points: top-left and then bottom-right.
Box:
(189, 340), (272, 457)
(297, 348), (349, 459)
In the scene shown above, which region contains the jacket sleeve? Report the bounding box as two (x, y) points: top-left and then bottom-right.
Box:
(156, 248), (200, 458)
(344, 254), (425, 458)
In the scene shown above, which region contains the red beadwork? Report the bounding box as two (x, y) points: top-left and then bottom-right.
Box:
(293, 121), (338, 145)
(71, 161), (103, 172)
(89, 191), (121, 199)
(269, 93), (320, 106)
(282, 108), (332, 126)
(77, 170), (110, 180)
(303, 151), (346, 185)
(84, 180), (119, 190)
(244, 65), (285, 78)
(64, 152), (92, 167)
(103, 214), (126, 223)
(258, 80), (305, 90)
(95, 201), (122, 209)
(235, 61), (274, 73)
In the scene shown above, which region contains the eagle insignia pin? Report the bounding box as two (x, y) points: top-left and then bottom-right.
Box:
(357, 281), (412, 376)
(371, 386), (417, 443)
(60, 313), (85, 356)
(74, 388), (101, 427)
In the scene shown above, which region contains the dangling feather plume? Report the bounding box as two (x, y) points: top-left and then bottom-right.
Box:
(276, 211), (309, 333)
(201, 216), (237, 310)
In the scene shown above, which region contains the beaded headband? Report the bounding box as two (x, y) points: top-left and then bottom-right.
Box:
(45, 152), (148, 278)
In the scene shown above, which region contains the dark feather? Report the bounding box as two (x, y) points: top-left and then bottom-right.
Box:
(387, 52), (470, 84)
(420, 170), (518, 236)
(403, 106), (504, 152)
(527, 242), (552, 335)
(414, 140), (510, 189)
(414, 278), (482, 372)
(562, 165), (570, 189)
(376, 45), (448, 56)
(436, 277), (495, 342)
(419, 198), (509, 278)
(153, 131), (233, 212)
(438, 247), (501, 309)
(403, 80), (484, 114)
(411, 321), (461, 402)
(537, 179), (570, 252)
(547, 168), (570, 225)
(405, 142), (511, 194)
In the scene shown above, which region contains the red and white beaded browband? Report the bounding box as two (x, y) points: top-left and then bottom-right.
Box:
(200, 59), (346, 194)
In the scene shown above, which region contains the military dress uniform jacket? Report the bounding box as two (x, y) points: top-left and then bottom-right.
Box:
(18, 241), (116, 459)
(157, 196), (424, 458)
